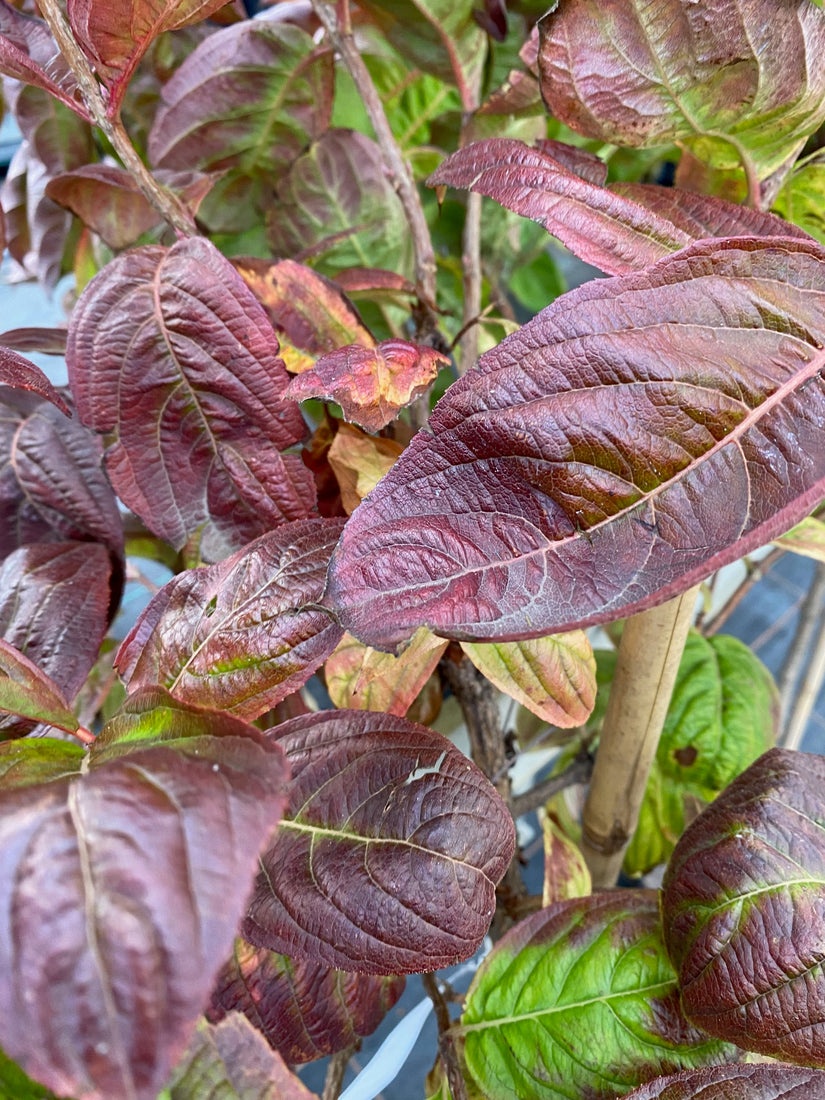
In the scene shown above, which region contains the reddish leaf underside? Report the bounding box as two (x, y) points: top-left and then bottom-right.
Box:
(0, 348), (69, 414)
(116, 517), (345, 720)
(325, 237), (825, 649)
(66, 237), (316, 561)
(244, 710), (516, 973)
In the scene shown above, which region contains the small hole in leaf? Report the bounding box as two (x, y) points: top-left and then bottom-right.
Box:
(674, 746), (698, 767)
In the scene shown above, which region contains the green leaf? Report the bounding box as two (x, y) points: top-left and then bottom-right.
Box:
(458, 891), (737, 1100)
(0, 1046), (62, 1099)
(624, 633), (777, 877)
(0, 639), (79, 736)
(773, 161), (825, 244)
(774, 512), (825, 562)
(0, 738), (85, 788)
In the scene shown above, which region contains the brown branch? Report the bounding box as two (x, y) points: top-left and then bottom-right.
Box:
(511, 749), (593, 820)
(322, 1045), (357, 1100)
(422, 972), (468, 1100)
(37, 0), (198, 237)
(311, 0), (437, 324)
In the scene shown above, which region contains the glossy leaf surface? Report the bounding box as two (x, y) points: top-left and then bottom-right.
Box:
(460, 632), (595, 727)
(326, 238), (825, 648)
(0, 639), (78, 735)
(116, 518), (345, 720)
(167, 1014), (318, 1100)
(662, 747), (825, 1065)
(0, 5), (89, 121)
(244, 709), (516, 973)
(67, 237), (315, 560)
(537, 0), (825, 178)
(209, 940), (405, 1063)
(0, 695), (287, 1099)
(625, 632), (777, 876)
(624, 1063), (825, 1099)
(459, 891), (735, 1100)
(287, 340), (449, 431)
(429, 139), (808, 277)
(326, 627), (448, 716)
(0, 348), (69, 414)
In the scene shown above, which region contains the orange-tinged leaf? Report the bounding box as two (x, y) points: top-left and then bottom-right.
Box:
(541, 811), (591, 906)
(460, 633), (596, 727)
(327, 423), (403, 514)
(325, 627), (448, 717)
(234, 258), (373, 375)
(286, 339), (449, 431)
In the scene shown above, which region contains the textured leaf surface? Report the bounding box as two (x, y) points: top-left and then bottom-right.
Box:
(459, 891), (735, 1100)
(167, 1014), (318, 1100)
(116, 518), (345, 720)
(625, 632), (777, 876)
(460, 632), (595, 727)
(662, 747), (825, 1065)
(234, 258), (373, 375)
(624, 1063), (825, 1100)
(0, 696), (287, 1100)
(67, 0), (229, 112)
(327, 422), (402, 514)
(209, 940), (405, 1063)
(0, 639), (78, 735)
(287, 340), (448, 431)
(537, 0), (825, 178)
(429, 139), (808, 277)
(0, 328), (67, 355)
(325, 627), (448, 716)
(0, 347), (69, 414)
(67, 237), (315, 560)
(244, 709), (515, 973)
(326, 237), (825, 648)
(0, 4), (89, 120)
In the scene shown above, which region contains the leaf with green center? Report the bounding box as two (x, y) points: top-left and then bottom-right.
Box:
(286, 340), (449, 431)
(460, 632), (595, 727)
(458, 891), (736, 1100)
(115, 518), (345, 721)
(0, 639), (79, 735)
(325, 237), (825, 649)
(661, 747), (825, 1066)
(66, 237), (316, 561)
(624, 1063), (825, 1099)
(774, 513), (825, 561)
(244, 709), (515, 974)
(209, 940), (404, 1063)
(624, 632), (777, 876)
(0, 692), (287, 1099)
(537, 0), (825, 179)
(325, 627), (448, 716)
(773, 162), (825, 245)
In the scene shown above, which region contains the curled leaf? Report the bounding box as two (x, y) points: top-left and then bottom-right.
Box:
(326, 627), (448, 716)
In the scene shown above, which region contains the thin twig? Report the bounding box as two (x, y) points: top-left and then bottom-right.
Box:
(778, 559), (825, 742)
(322, 1046), (357, 1100)
(511, 750), (594, 820)
(422, 972), (468, 1100)
(700, 548), (785, 636)
(37, 0), (197, 237)
(311, 0), (437, 323)
(782, 594), (825, 751)
(458, 190), (482, 375)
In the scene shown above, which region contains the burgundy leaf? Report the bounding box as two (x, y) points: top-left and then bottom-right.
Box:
(333, 268), (418, 298)
(428, 139), (804, 276)
(286, 340), (449, 431)
(0, 327), (68, 355)
(0, 348), (68, 414)
(0, 390), (124, 566)
(1, 144), (30, 272)
(325, 237), (825, 648)
(0, 3), (90, 121)
(0, 696), (287, 1100)
(116, 518), (345, 720)
(624, 1063), (825, 1100)
(209, 940), (405, 1063)
(67, 0), (231, 115)
(661, 747), (825, 1066)
(244, 710), (516, 973)
(0, 638), (78, 735)
(67, 238), (316, 560)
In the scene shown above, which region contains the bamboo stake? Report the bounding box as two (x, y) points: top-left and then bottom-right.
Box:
(581, 586), (700, 887)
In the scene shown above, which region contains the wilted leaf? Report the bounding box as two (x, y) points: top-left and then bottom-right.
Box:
(327, 422), (403, 514)
(268, 130), (413, 279)
(67, 0), (231, 114)
(0, 4), (89, 121)
(662, 747), (825, 1065)
(167, 1014), (318, 1100)
(624, 1063), (825, 1100)
(541, 812), (590, 905)
(624, 632), (777, 877)
(67, 237), (315, 560)
(325, 237), (825, 648)
(0, 348), (69, 414)
(325, 627), (448, 716)
(287, 340), (448, 431)
(209, 941), (404, 1063)
(0, 694), (287, 1100)
(460, 632), (595, 727)
(116, 518), (345, 720)
(244, 709), (516, 973)
(773, 162), (825, 245)
(234, 258), (373, 375)
(429, 139), (809, 277)
(0, 639), (78, 735)
(774, 513), (825, 561)
(458, 892), (736, 1100)
(537, 0), (825, 179)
